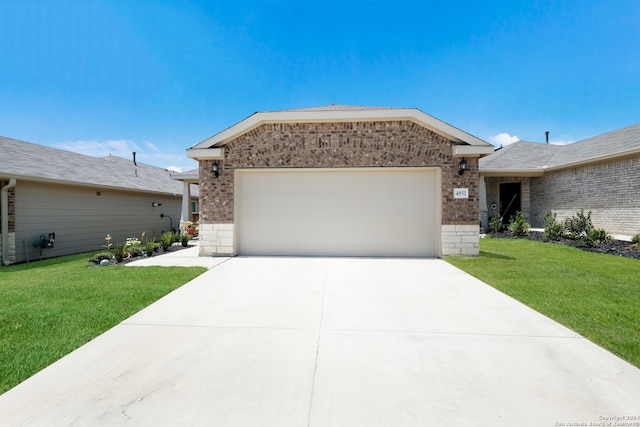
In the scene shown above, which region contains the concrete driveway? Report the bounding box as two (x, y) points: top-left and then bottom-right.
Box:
(1, 257), (639, 426)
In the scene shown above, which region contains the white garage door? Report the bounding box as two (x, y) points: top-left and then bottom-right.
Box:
(236, 168), (440, 257)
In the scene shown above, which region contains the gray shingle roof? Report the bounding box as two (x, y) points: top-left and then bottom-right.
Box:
(547, 122), (640, 168)
(480, 141), (561, 170)
(0, 136), (198, 196)
(480, 122), (640, 171)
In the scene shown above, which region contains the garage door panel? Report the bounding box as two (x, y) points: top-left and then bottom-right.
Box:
(237, 169), (439, 257)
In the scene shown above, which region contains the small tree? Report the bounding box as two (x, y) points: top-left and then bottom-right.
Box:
(542, 211), (564, 240)
(489, 215), (503, 233)
(509, 211), (530, 236)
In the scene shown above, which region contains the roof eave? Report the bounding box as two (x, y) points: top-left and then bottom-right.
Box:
(188, 108), (491, 157)
(453, 145), (496, 158)
(170, 171), (199, 183)
(0, 174), (189, 196)
(545, 147), (640, 172)
(480, 169), (545, 177)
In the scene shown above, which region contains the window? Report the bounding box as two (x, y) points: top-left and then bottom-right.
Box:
(191, 201), (199, 214)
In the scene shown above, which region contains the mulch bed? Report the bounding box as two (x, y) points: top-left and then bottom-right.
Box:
(91, 243), (192, 266)
(487, 231), (640, 260)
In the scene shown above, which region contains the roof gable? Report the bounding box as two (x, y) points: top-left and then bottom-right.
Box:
(188, 105), (493, 159)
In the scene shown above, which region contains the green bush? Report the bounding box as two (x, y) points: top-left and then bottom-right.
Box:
(542, 211), (564, 241)
(112, 244), (126, 262)
(180, 233), (191, 247)
(587, 228), (611, 245)
(489, 215), (503, 233)
(160, 232), (176, 251)
(508, 211), (530, 236)
(632, 234), (640, 248)
(89, 252), (114, 264)
(124, 237), (143, 257)
(564, 208), (593, 239)
(145, 240), (159, 255)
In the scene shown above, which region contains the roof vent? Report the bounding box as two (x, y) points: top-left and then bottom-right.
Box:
(545, 131), (549, 144)
(133, 151), (137, 166)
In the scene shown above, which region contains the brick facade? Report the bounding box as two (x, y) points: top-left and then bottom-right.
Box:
(0, 180), (16, 263)
(530, 156), (640, 235)
(0, 180), (16, 232)
(199, 120), (481, 256)
(484, 155), (640, 236)
(484, 176), (531, 223)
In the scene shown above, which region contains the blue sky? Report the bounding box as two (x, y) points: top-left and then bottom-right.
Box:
(1, 0), (639, 172)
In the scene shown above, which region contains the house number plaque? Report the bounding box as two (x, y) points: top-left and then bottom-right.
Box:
(454, 188), (469, 199)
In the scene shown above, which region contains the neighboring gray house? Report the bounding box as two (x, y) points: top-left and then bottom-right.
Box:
(479, 123), (640, 236)
(1, 136), (198, 265)
(186, 105), (494, 258)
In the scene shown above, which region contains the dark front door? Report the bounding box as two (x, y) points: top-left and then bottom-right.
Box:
(500, 182), (521, 223)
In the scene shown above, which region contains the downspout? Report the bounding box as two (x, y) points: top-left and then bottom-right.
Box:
(2, 178), (17, 266)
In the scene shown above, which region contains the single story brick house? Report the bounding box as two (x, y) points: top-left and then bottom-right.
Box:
(0, 136), (198, 265)
(186, 105), (493, 257)
(479, 122), (640, 236)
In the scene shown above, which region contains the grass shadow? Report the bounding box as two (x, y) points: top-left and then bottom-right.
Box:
(479, 250), (515, 260)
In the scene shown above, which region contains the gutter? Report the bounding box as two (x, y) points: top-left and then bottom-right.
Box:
(2, 178), (17, 266)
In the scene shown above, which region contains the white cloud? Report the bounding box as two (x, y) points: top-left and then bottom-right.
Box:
(54, 139), (198, 172)
(549, 140), (574, 146)
(55, 139), (140, 158)
(488, 133), (519, 146)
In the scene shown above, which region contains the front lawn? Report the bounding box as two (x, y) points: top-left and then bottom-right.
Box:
(0, 253), (206, 394)
(446, 237), (640, 368)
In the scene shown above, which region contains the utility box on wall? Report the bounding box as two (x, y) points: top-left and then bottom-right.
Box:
(36, 233), (55, 249)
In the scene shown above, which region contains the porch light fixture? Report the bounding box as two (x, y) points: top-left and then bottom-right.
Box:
(458, 158), (468, 176)
(212, 161), (219, 178)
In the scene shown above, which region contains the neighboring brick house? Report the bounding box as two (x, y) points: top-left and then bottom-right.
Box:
(479, 123), (640, 236)
(187, 105), (493, 257)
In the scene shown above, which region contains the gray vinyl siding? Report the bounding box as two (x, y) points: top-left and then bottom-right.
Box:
(14, 180), (187, 262)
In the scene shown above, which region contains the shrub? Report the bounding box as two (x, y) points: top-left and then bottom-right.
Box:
(112, 244), (126, 262)
(489, 215), (503, 233)
(124, 237), (144, 257)
(587, 228), (611, 245)
(180, 233), (191, 247)
(632, 234), (640, 248)
(145, 240), (158, 255)
(89, 252), (114, 264)
(160, 232), (176, 251)
(564, 208), (593, 239)
(542, 211), (564, 241)
(508, 211), (530, 236)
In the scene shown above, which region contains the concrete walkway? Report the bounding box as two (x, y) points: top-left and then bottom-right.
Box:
(123, 242), (229, 269)
(1, 256), (639, 426)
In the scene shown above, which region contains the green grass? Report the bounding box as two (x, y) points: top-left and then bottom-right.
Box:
(446, 237), (640, 368)
(0, 253), (206, 394)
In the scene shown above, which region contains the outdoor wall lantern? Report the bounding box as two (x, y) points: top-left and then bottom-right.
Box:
(458, 158), (468, 176)
(212, 161), (219, 178)
(151, 202), (162, 207)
